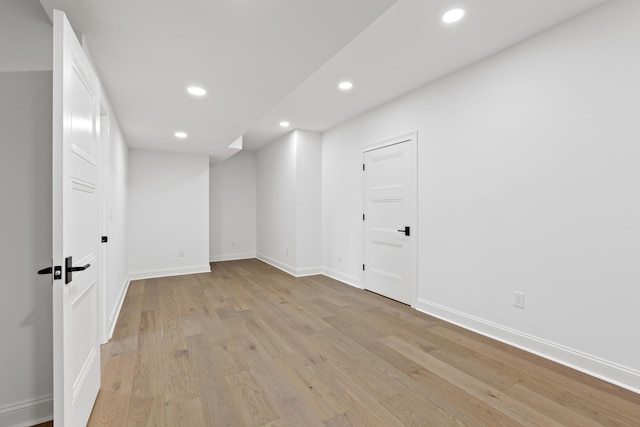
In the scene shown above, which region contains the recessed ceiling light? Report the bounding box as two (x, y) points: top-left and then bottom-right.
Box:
(187, 86), (206, 96)
(442, 8), (465, 24)
(174, 131), (188, 139)
(338, 81), (353, 91)
(280, 121), (290, 128)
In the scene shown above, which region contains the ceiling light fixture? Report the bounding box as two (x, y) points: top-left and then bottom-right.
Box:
(174, 131), (188, 139)
(338, 81), (353, 91)
(280, 121), (290, 128)
(187, 86), (207, 96)
(442, 8), (465, 24)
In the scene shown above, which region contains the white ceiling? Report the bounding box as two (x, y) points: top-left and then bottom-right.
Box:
(37, 0), (609, 161)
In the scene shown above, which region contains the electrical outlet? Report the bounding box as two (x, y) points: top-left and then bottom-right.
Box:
(178, 249), (184, 258)
(514, 291), (525, 309)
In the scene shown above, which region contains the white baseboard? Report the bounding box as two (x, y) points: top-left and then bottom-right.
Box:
(322, 267), (362, 289)
(210, 252), (256, 262)
(255, 254), (322, 277)
(0, 396), (53, 427)
(256, 253), (297, 277)
(129, 264), (211, 281)
(256, 252), (296, 276)
(296, 266), (323, 277)
(107, 274), (132, 341)
(415, 298), (640, 395)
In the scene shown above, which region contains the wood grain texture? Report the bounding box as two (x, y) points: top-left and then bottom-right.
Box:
(78, 259), (639, 426)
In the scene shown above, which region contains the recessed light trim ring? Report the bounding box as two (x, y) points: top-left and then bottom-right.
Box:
(442, 8), (465, 24)
(187, 86), (207, 96)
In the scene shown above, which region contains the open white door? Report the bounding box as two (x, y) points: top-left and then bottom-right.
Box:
(52, 10), (101, 426)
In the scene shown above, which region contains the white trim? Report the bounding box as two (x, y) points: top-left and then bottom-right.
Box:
(98, 98), (111, 345)
(322, 267), (363, 289)
(107, 274), (132, 341)
(415, 298), (640, 395)
(255, 254), (322, 277)
(296, 266), (323, 277)
(256, 253), (297, 277)
(129, 264), (211, 281)
(0, 396), (53, 427)
(362, 131), (416, 153)
(210, 252), (256, 262)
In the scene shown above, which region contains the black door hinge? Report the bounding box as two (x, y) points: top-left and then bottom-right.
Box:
(362, 163), (365, 171)
(363, 264), (365, 271)
(363, 214), (365, 221)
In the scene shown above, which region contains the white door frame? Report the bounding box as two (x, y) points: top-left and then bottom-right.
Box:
(362, 131), (418, 306)
(99, 100), (110, 343)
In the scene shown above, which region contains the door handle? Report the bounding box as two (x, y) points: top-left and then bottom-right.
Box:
(37, 265), (63, 280)
(65, 256), (91, 284)
(397, 226), (410, 236)
(70, 264), (91, 272)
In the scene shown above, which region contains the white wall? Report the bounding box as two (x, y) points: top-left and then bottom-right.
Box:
(256, 132), (298, 272)
(322, 0), (640, 393)
(0, 71), (54, 425)
(256, 130), (322, 276)
(104, 113), (129, 337)
(0, 0), (52, 72)
(209, 151), (257, 261)
(295, 130), (322, 274)
(128, 149), (211, 279)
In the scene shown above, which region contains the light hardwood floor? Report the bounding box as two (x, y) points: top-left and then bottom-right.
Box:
(80, 259), (640, 426)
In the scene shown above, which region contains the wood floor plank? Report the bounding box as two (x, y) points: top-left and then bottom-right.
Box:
(383, 334), (563, 426)
(225, 369), (279, 426)
(88, 260), (640, 427)
(88, 351), (136, 425)
(234, 333), (326, 427)
(126, 395), (165, 427)
(307, 328), (401, 402)
(164, 395), (206, 427)
(322, 314), (423, 375)
(429, 347), (521, 392)
(130, 310), (164, 402)
(186, 332), (250, 383)
(430, 324), (640, 425)
(380, 392), (469, 427)
(313, 361), (405, 427)
(194, 376), (245, 426)
(387, 337), (560, 427)
(504, 383), (604, 427)
(274, 358), (348, 421)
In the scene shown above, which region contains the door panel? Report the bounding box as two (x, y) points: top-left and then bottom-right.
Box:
(53, 10), (101, 426)
(363, 139), (414, 304)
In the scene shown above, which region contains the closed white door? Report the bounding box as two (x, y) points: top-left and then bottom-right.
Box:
(363, 137), (416, 304)
(52, 10), (101, 426)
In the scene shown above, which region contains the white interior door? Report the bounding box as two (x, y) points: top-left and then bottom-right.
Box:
(53, 10), (101, 426)
(363, 135), (416, 304)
